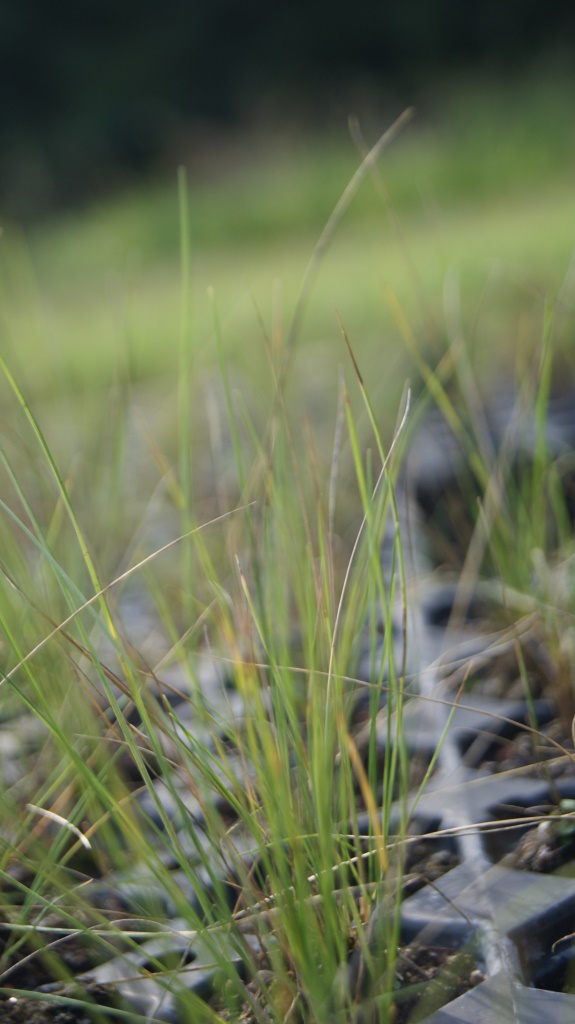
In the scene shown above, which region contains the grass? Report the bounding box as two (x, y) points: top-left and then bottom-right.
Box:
(0, 308), (415, 1021)
(2, 77), (575, 1021)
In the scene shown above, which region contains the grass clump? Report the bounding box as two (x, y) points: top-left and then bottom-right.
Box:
(3, 100), (575, 1024)
(0, 314), (418, 1022)
(0, 114), (423, 1023)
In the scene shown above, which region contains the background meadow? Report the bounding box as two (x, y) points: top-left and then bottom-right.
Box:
(2, 76), (575, 579)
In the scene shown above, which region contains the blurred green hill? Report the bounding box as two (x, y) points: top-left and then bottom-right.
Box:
(2, 0), (574, 214)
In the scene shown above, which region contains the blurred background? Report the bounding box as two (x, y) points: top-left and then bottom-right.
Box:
(2, 0), (574, 217)
(1, 0), (575, 529)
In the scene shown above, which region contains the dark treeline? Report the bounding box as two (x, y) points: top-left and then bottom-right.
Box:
(2, 0), (574, 215)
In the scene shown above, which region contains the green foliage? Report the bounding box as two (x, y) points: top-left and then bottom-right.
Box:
(2, 91), (575, 1022)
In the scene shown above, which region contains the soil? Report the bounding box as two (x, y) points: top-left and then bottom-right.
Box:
(402, 837), (460, 897)
(475, 717), (575, 775)
(392, 945), (484, 1023)
(0, 987), (120, 1024)
(502, 815), (575, 873)
(0, 922), (120, 1024)
(485, 770), (575, 874)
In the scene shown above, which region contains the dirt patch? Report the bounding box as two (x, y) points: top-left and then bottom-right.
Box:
(0, 985), (120, 1024)
(392, 944), (485, 1023)
(476, 718), (575, 775)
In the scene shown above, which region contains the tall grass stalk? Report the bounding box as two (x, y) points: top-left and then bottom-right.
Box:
(178, 166), (195, 628)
